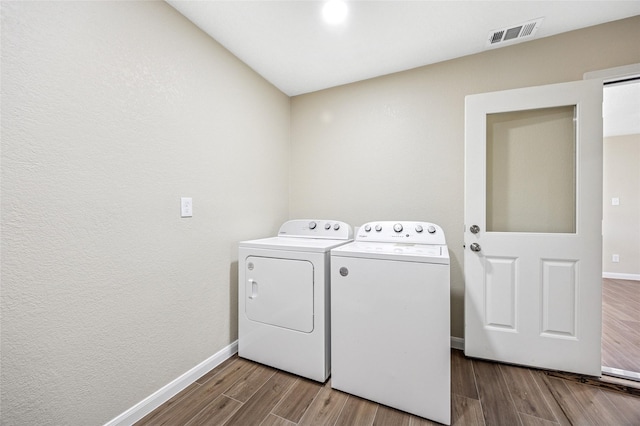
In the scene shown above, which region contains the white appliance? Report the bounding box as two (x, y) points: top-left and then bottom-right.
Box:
(330, 221), (451, 425)
(238, 219), (353, 382)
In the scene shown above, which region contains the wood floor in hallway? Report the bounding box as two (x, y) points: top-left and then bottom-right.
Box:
(602, 278), (640, 374)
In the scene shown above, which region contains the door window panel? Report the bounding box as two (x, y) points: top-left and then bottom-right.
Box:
(486, 106), (577, 233)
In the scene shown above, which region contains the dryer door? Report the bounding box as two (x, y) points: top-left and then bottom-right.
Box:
(245, 256), (314, 333)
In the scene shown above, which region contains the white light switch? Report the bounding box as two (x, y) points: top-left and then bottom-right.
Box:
(181, 197), (192, 217)
(612, 197), (620, 206)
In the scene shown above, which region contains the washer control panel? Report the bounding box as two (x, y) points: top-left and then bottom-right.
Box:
(278, 219), (353, 240)
(356, 221), (446, 244)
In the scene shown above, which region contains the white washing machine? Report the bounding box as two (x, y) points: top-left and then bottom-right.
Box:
(238, 219), (353, 382)
(330, 221), (450, 425)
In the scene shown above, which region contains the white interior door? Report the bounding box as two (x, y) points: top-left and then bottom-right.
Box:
(464, 79), (603, 376)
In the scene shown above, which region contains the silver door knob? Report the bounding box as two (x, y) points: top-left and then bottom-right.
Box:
(470, 243), (481, 252)
(470, 225), (480, 234)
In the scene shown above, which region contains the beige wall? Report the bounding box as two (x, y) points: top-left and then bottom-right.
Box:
(290, 16), (640, 338)
(1, 2), (289, 424)
(603, 134), (640, 276)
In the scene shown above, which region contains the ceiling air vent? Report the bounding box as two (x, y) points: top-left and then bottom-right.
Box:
(486, 18), (544, 49)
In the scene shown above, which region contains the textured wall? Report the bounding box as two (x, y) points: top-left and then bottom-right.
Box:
(1, 2), (289, 424)
(603, 134), (640, 276)
(290, 16), (640, 338)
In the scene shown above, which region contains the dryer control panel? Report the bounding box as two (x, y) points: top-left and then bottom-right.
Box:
(278, 219), (353, 240)
(356, 221), (446, 245)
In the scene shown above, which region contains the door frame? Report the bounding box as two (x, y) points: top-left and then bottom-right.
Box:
(583, 63), (640, 83)
(585, 63), (640, 380)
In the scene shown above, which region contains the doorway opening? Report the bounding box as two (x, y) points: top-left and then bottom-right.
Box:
(601, 76), (640, 382)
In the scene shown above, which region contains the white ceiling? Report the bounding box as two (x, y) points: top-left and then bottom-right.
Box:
(166, 1), (640, 136)
(167, 0), (640, 96)
(604, 81), (640, 138)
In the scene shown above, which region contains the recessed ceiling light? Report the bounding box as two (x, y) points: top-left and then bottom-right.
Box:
(322, 0), (348, 25)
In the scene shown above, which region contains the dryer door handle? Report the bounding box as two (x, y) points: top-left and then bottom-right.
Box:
(248, 279), (258, 299)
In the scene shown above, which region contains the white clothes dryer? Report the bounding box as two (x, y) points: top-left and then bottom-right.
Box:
(238, 219), (353, 382)
(330, 221), (450, 424)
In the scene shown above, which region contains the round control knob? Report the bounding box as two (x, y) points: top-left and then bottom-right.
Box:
(325, 223), (331, 230)
(375, 224), (382, 232)
(309, 221), (317, 230)
(333, 223), (340, 230)
(393, 223), (403, 233)
(427, 225), (436, 234)
(415, 225), (423, 233)
(364, 224), (372, 232)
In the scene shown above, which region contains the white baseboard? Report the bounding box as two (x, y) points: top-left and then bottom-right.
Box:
(104, 340), (238, 426)
(451, 336), (464, 351)
(603, 272), (640, 281)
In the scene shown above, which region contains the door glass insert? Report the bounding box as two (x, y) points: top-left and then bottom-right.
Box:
(486, 106), (576, 233)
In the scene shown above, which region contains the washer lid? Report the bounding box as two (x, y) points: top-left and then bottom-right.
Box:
(331, 241), (450, 264)
(240, 236), (353, 252)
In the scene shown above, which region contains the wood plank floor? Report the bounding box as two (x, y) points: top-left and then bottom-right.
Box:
(602, 278), (640, 374)
(136, 278), (639, 425)
(136, 349), (640, 425)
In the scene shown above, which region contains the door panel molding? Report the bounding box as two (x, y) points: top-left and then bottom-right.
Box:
(484, 256), (518, 331)
(541, 259), (578, 338)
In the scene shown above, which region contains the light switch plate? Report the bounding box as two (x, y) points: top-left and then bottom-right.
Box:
(181, 197), (192, 217)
